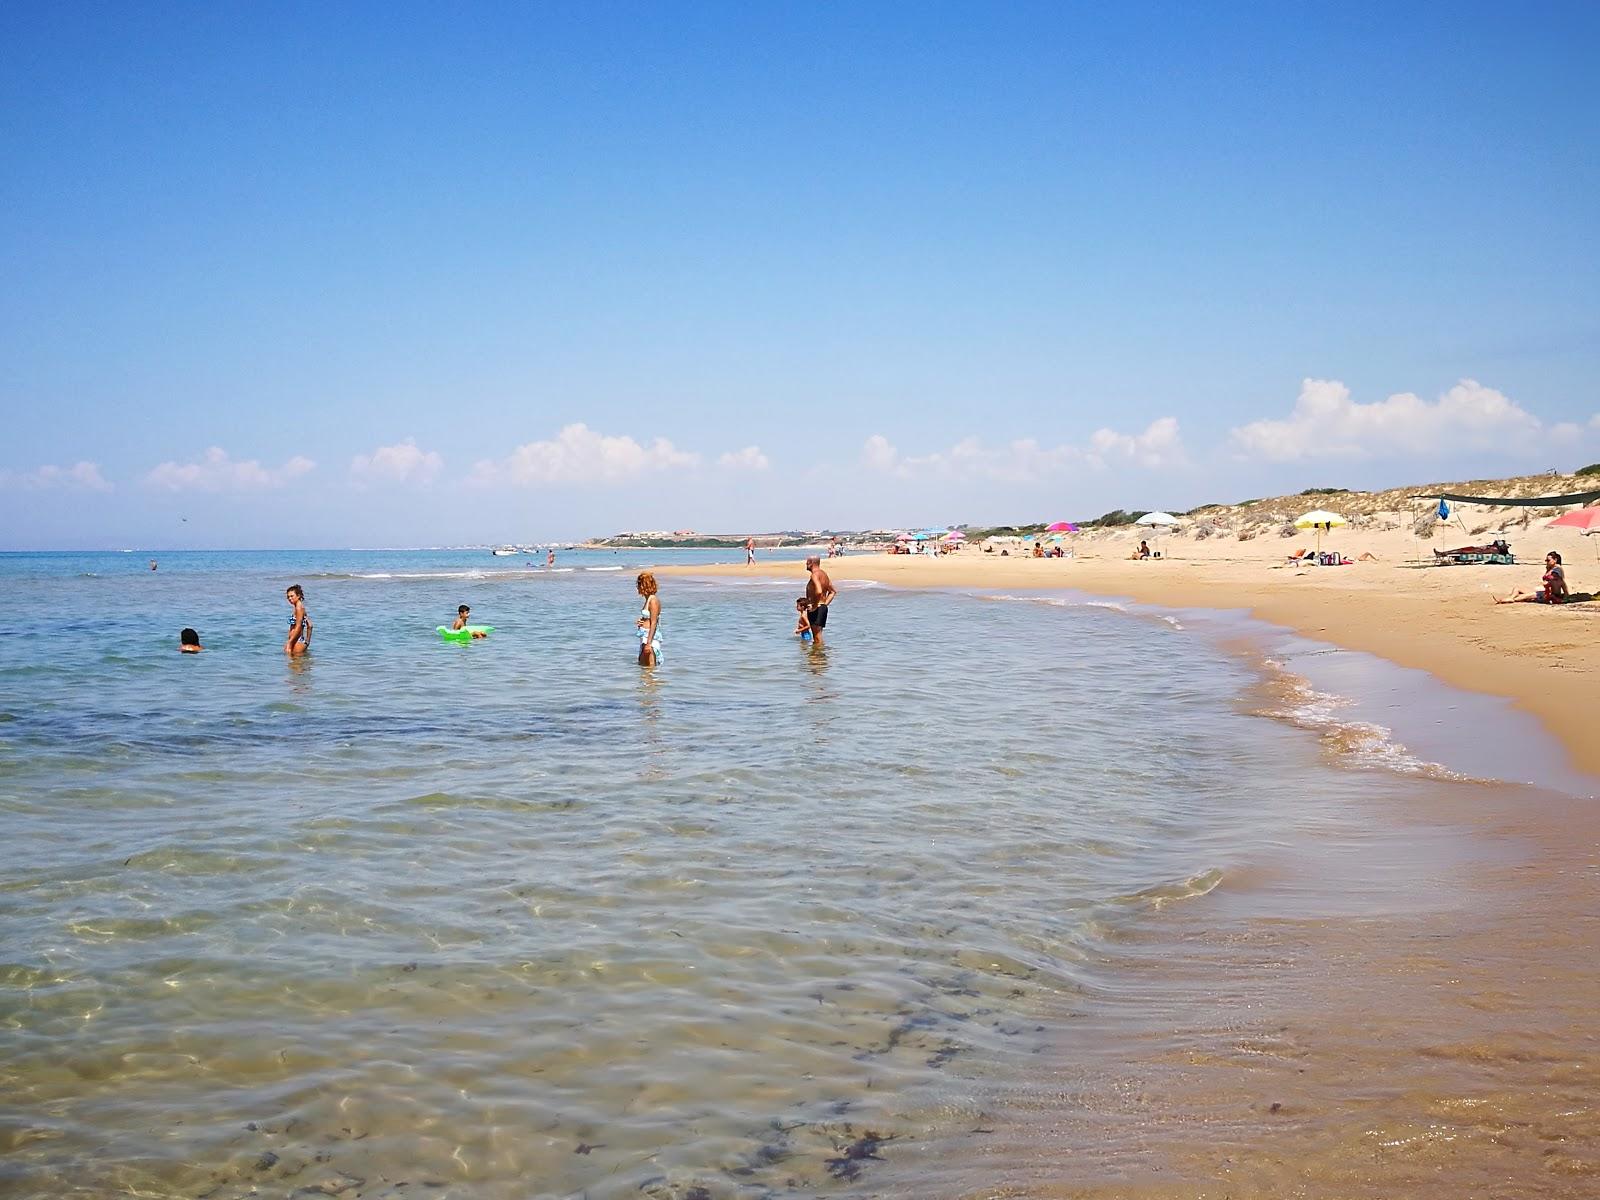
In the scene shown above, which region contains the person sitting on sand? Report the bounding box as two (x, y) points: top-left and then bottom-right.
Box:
(1032, 542), (1044, 558)
(1495, 551), (1568, 605)
(1132, 540), (1151, 560)
(179, 627), (202, 653)
(284, 584), (312, 656)
(794, 597), (813, 641)
(451, 605), (489, 638)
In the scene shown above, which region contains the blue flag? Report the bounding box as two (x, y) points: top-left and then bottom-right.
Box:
(1436, 499), (1450, 520)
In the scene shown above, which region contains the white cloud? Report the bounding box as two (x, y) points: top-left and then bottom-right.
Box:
(350, 438), (443, 485)
(1551, 422), (1583, 443)
(144, 447), (315, 491)
(0, 461), (112, 491)
(470, 423), (700, 486)
(859, 418), (1182, 480)
(1087, 416), (1186, 468)
(1230, 379), (1546, 462)
(717, 445), (770, 471)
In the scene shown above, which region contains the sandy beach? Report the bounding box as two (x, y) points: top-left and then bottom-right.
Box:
(665, 520), (1600, 779)
(661, 527), (1600, 1195)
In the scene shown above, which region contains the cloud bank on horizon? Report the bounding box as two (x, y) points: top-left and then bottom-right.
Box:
(5, 378), (1598, 543)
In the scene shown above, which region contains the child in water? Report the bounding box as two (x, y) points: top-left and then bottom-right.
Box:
(452, 605), (489, 638)
(284, 584), (312, 656)
(179, 627), (203, 653)
(794, 597), (813, 641)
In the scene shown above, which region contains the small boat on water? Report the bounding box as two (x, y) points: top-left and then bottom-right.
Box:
(490, 547), (517, 557)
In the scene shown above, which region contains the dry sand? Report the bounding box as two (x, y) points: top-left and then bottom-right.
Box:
(663, 520), (1600, 778)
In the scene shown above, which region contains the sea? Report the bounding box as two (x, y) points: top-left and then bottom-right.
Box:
(2, 549), (1594, 1199)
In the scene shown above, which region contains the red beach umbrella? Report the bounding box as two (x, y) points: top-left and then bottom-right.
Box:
(1547, 508), (1600, 534)
(1549, 507), (1600, 559)
(1046, 521), (1075, 532)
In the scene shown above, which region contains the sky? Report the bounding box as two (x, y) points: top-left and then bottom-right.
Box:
(2, 2), (1598, 548)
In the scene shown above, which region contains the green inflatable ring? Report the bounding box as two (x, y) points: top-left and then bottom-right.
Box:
(437, 625), (494, 642)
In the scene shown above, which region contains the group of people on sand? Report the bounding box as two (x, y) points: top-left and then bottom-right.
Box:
(176, 563), (840, 665)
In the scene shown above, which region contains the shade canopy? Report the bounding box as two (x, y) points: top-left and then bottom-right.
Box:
(1548, 508), (1600, 534)
(1294, 510), (1348, 528)
(1135, 512), (1180, 527)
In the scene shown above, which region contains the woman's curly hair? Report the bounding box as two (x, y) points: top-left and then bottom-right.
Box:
(635, 571), (658, 596)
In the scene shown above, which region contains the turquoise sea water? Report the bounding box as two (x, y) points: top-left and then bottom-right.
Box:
(0, 550), (1548, 1198)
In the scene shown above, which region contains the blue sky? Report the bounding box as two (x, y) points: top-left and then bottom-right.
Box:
(3, 2), (1597, 547)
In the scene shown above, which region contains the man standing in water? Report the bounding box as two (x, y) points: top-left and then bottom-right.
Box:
(804, 555), (836, 643)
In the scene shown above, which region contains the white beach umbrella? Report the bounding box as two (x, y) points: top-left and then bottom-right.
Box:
(1133, 511), (1179, 556)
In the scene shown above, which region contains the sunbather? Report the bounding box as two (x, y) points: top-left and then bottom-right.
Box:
(1437, 540), (1511, 558)
(1494, 551), (1568, 604)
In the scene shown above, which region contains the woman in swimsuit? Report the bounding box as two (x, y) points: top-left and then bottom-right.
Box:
(284, 584), (312, 655)
(1495, 551), (1569, 605)
(636, 572), (661, 666)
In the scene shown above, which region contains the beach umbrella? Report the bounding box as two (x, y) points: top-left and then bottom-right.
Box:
(894, 531), (913, 541)
(1046, 521), (1076, 532)
(1548, 508), (1600, 534)
(1294, 509), (1347, 554)
(945, 530), (965, 541)
(1548, 507), (1600, 559)
(1132, 511), (1179, 556)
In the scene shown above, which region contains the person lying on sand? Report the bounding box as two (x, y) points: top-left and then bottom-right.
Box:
(1437, 540), (1511, 558)
(1495, 551), (1568, 605)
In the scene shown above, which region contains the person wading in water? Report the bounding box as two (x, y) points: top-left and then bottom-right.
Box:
(804, 556), (836, 645)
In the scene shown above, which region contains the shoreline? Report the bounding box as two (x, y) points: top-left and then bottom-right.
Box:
(659, 551), (1600, 782)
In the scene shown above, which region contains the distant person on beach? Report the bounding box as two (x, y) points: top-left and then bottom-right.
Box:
(1134, 541), (1151, 560)
(451, 605), (488, 638)
(179, 627), (202, 653)
(828, 536), (841, 558)
(547, 549), (556, 567)
(636, 572), (662, 665)
(804, 556), (836, 642)
(794, 597), (813, 641)
(1032, 542), (1044, 558)
(745, 537), (756, 565)
(284, 584), (312, 656)
(1495, 551), (1568, 605)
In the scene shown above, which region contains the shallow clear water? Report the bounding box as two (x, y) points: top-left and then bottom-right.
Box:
(0, 552), (1512, 1198)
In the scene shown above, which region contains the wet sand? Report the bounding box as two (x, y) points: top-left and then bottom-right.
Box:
(661, 552), (1600, 1196)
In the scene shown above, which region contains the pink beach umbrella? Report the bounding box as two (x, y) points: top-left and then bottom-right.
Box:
(945, 530), (965, 541)
(1549, 507), (1600, 559)
(1045, 521), (1076, 532)
(1548, 508), (1600, 534)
